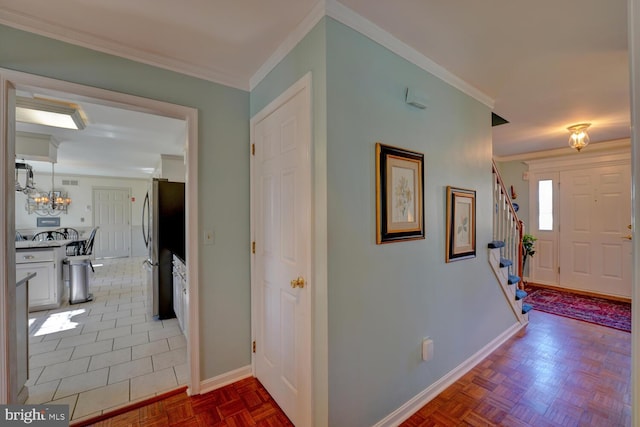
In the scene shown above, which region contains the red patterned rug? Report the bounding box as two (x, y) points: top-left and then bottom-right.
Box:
(524, 285), (631, 332)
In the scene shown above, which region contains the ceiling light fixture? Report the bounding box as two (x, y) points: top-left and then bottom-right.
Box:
(15, 96), (86, 130)
(567, 123), (591, 152)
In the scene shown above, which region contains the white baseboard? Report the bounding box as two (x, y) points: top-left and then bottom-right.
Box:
(198, 365), (253, 395)
(373, 322), (524, 427)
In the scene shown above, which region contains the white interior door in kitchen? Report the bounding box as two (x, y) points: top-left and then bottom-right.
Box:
(559, 164), (632, 298)
(251, 74), (312, 427)
(93, 187), (131, 258)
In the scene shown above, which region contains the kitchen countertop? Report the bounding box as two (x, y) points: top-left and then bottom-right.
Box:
(16, 239), (73, 250)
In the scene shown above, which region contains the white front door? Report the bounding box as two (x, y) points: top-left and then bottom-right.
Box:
(251, 76), (312, 426)
(93, 187), (131, 258)
(559, 165), (632, 298)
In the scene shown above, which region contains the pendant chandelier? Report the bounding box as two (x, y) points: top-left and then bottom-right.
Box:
(18, 161), (71, 215)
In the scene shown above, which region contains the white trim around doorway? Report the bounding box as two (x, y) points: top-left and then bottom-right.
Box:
(0, 68), (201, 402)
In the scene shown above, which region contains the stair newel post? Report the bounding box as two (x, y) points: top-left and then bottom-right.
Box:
(493, 177), (500, 244)
(508, 213), (514, 277)
(518, 220), (524, 289)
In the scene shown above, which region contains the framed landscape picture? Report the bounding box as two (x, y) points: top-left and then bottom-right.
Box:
(446, 186), (476, 262)
(375, 143), (425, 244)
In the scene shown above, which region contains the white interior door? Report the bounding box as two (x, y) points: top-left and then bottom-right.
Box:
(93, 187), (131, 258)
(252, 78), (311, 426)
(559, 165), (632, 298)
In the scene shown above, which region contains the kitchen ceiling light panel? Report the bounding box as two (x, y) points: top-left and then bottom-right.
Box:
(15, 97), (86, 130)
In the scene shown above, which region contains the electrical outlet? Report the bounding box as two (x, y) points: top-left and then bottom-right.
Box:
(422, 338), (434, 361)
(204, 230), (214, 245)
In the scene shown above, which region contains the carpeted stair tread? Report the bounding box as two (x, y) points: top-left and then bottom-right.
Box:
(500, 258), (513, 268)
(488, 241), (505, 249)
(522, 303), (533, 314)
(515, 289), (527, 300)
(508, 275), (520, 285)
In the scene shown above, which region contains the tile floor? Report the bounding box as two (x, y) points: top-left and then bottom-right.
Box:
(26, 256), (188, 422)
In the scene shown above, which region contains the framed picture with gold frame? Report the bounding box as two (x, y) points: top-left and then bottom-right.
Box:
(376, 143), (425, 244)
(446, 186), (476, 262)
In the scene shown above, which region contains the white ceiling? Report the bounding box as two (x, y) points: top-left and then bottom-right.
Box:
(14, 88), (186, 178)
(0, 0), (631, 165)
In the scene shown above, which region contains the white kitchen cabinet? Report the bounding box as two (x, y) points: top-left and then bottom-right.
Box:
(172, 255), (188, 335)
(16, 247), (65, 311)
(16, 272), (35, 404)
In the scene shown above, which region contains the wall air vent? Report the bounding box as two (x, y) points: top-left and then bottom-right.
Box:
(62, 179), (79, 186)
(492, 112), (509, 127)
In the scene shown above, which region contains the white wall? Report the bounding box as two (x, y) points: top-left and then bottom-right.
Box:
(16, 172), (149, 256)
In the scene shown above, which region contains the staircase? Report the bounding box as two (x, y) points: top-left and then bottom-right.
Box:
(489, 161), (532, 324)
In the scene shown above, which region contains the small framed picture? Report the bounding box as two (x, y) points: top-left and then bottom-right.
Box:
(446, 186), (476, 262)
(376, 143), (425, 244)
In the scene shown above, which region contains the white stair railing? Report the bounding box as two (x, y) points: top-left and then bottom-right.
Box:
(492, 160), (524, 287)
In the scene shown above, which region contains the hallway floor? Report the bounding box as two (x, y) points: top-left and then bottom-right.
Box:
(73, 309), (632, 426)
(26, 256), (187, 422)
(402, 310), (631, 426)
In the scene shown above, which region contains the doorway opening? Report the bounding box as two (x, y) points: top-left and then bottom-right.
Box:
(1, 69), (200, 417)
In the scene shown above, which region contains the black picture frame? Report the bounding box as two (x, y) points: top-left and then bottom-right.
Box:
(376, 143), (425, 244)
(445, 186), (476, 262)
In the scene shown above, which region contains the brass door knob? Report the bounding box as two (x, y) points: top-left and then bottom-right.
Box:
(290, 276), (305, 288)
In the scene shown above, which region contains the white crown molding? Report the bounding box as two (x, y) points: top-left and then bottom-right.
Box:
(494, 138), (631, 163)
(525, 148), (630, 172)
(249, 1), (326, 90)
(373, 322), (523, 426)
(0, 9), (248, 91)
(325, 0), (494, 108)
(250, 0), (495, 108)
(3, 1), (497, 105)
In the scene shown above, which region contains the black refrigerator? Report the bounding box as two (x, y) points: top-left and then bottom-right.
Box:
(142, 179), (185, 320)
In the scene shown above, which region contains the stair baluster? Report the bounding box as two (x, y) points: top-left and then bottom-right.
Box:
(492, 160), (524, 288)
(489, 161), (531, 323)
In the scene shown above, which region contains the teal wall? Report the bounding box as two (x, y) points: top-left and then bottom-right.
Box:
(251, 17), (518, 426)
(324, 18), (514, 426)
(3, 15), (523, 425)
(0, 25), (251, 380)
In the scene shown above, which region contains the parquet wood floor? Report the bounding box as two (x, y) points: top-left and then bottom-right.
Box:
(76, 311), (631, 427)
(76, 377), (293, 427)
(402, 311), (631, 426)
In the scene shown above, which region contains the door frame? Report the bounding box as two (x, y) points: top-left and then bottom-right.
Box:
(250, 73), (314, 425)
(527, 170), (559, 285)
(92, 186), (133, 259)
(527, 148), (631, 285)
(0, 68), (201, 402)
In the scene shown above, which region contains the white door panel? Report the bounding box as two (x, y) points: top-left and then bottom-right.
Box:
(93, 188), (131, 258)
(559, 165), (631, 298)
(252, 80), (311, 426)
